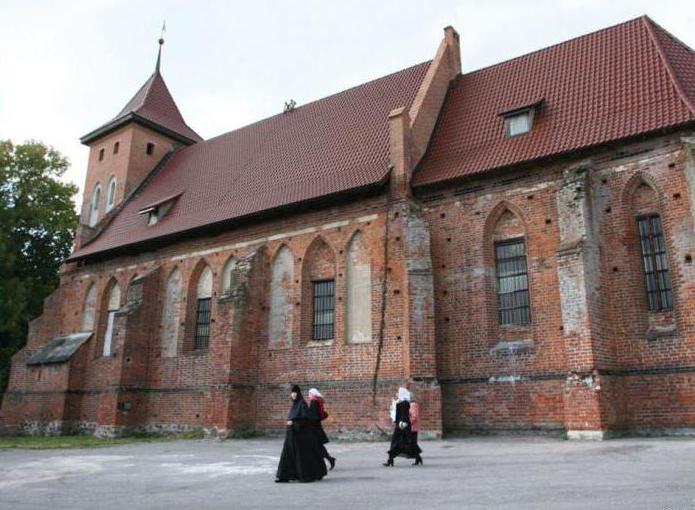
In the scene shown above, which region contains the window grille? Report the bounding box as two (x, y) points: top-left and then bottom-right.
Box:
(637, 215), (672, 311)
(312, 279), (335, 340)
(194, 297), (211, 350)
(495, 238), (531, 325)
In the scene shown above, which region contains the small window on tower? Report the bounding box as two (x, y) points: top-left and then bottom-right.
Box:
(113, 142), (120, 155)
(105, 177), (117, 213)
(98, 148), (105, 161)
(146, 142), (155, 156)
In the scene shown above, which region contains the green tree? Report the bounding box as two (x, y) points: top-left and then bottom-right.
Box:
(0, 140), (77, 395)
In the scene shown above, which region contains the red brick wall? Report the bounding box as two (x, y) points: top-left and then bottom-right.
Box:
(3, 131), (695, 437)
(80, 124), (177, 228)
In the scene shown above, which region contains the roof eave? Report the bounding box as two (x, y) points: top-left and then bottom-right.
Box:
(79, 113), (201, 146)
(66, 177), (390, 263)
(413, 120), (695, 192)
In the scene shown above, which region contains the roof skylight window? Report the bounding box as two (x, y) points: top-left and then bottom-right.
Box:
(499, 99), (543, 138)
(506, 111), (532, 137)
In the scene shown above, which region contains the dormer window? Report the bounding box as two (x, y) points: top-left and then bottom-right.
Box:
(500, 99), (543, 138)
(147, 208), (159, 225)
(506, 111), (532, 137)
(138, 192), (182, 227)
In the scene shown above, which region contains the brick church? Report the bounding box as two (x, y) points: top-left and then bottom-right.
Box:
(2, 16), (695, 439)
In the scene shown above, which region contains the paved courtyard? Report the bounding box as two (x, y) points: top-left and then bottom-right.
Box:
(1, 436), (694, 509)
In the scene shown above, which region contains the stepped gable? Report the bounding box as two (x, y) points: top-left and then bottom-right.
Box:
(414, 16), (695, 187)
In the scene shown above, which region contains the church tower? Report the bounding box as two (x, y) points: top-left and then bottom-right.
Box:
(77, 38), (201, 244)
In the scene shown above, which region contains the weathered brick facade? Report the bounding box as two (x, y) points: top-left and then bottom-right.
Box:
(2, 19), (695, 439)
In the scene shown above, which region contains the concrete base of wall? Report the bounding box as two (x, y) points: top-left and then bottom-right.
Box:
(566, 430), (606, 440)
(444, 427), (565, 439)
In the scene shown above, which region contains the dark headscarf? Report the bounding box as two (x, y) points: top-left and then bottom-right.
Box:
(287, 385), (308, 420)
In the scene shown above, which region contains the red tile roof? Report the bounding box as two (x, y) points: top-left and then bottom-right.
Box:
(80, 70), (202, 145)
(413, 16), (695, 187)
(71, 61), (431, 259)
(72, 17), (695, 260)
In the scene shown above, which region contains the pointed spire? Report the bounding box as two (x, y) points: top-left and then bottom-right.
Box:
(155, 21), (166, 73)
(80, 19), (202, 146)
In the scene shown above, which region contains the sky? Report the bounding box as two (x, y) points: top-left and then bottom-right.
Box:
(1, 0), (694, 209)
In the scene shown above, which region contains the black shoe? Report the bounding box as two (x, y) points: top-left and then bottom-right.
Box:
(275, 479), (289, 483)
(412, 456), (423, 466)
(383, 458), (394, 467)
(328, 456), (336, 471)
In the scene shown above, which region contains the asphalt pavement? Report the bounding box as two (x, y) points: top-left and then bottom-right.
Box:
(1, 436), (694, 509)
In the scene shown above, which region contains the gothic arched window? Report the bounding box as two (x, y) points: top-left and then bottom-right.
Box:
(631, 181), (672, 311)
(302, 237), (336, 341)
(102, 282), (121, 356)
(193, 266), (213, 350)
(161, 268), (182, 357)
(221, 256), (238, 295)
(346, 231), (372, 343)
(82, 283), (97, 331)
(490, 208), (530, 325)
(269, 246), (294, 346)
(105, 176), (117, 213)
(89, 184), (101, 227)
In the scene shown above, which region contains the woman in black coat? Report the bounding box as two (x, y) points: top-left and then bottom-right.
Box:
(307, 388), (336, 470)
(383, 387), (423, 466)
(275, 385), (328, 483)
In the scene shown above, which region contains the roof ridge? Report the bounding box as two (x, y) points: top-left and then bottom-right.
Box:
(117, 71), (156, 117)
(462, 16), (646, 76)
(644, 15), (695, 53)
(641, 16), (695, 115)
(138, 71), (159, 110)
(204, 60), (432, 143)
(147, 71), (185, 118)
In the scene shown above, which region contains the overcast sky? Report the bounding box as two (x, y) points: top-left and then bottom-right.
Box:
(1, 0), (694, 208)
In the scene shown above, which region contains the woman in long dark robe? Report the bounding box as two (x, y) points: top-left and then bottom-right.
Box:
(275, 385), (328, 483)
(383, 387), (423, 466)
(307, 388), (336, 470)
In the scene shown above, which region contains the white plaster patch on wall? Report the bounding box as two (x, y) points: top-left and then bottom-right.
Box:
(232, 239), (267, 250)
(510, 181), (554, 195)
(0, 455), (133, 490)
(161, 267), (182, 358)
(356, 214), (378, 223)
(267, 226), (317, 241)
(322, 220), (350, 230)
(346, 231), (372, 343)
(269, 246), (294, 345)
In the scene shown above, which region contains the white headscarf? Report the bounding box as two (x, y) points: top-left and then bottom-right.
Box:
(397, 387), (411, 402)
(308, 388), (323, 399)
